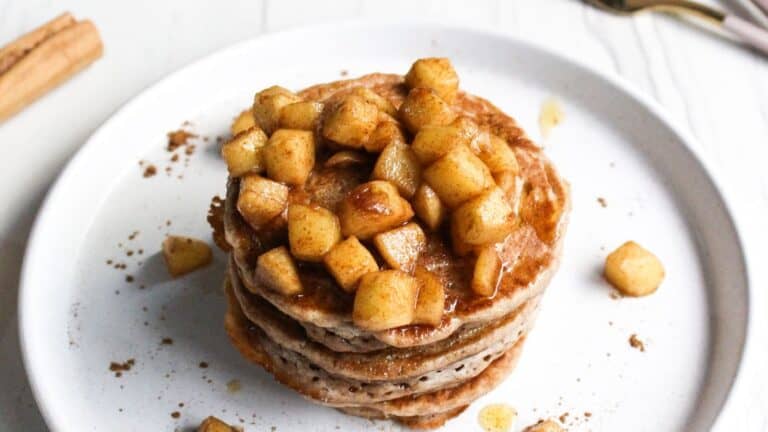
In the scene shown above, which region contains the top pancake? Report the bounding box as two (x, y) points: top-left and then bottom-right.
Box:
(223, 72), (570, 348)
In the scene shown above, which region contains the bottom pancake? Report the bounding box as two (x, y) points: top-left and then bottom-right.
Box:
(224, 276), (527, 428)
(338, 405), (468, 430)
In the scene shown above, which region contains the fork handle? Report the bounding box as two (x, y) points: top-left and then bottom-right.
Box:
(723, 14), (768, 55)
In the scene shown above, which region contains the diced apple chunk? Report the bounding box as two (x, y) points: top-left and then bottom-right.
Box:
(365, 120), (406, 153)
(324, 151), (370, 168)
(405, 58), (459, 103)
(237, 174), (289, 228)
(252, 86), (302, 135)
(604, 241), (665, 297)
(494, 169), (521, 204)
(220, 127), (268, 177)
(256, 246), (303, 295)
(350, 87), (397, 117)
(198, 416), (238, 432)
(373, 222), (426, 273)
(338, 181), (414, 239)
(472, 245), (502, 296)
(523, 419), (565, 432)
(230, 109), (256, 136)
(450, 220), (476, 257)
(398, 87), (457, 133)
(411, 123), (475, 165)
(413, 266), (445, 326)
(278, 101), (323, 130)
(371, 141), (422, 198)
(288, 204), (341, 262)
(263, 129), (315, 186)
(161, 235), (213, 278)
(452, 187), (514, 245)
(322, 95), (379, 148)
(422, 145), (494, 208)
(412, 184), (447, 231)
(323, 236), (379, 292)
(475, 134), (519, 174)
(353, 270), (418, 331)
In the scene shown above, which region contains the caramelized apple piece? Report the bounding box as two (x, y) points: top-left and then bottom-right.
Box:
(278, 101), (323, 130)
(237, 174), (289, 228)
(350, 87), (397, 117)
(220, 127), (268, 177)
(411, 124), (475, 165)
(288, 204), (341, 262)
(252, 86), (302, 135)
(398, 87), (457, 133)
(475, 134), (519, 174)
(353, 270), (418, 331)
(604, 241), (665, 297)
(324, 151), (370, 168)
(371, 141), (422, 198)
(452, 187), (514, 245)
(230, 109), (256, 136)
(405, 58), (459, 103)
(523, 419), (565, 432)
(338, 180), (414, 240)
(365, 120), (406, 153)
(322, 95), (379, 148)
(161, 236), (212, 278)
(472, 245), (502, 296)
(413, 266), (445, 326)
(323, 236), (379, 292)
(263, 129), (315, 185)
(256, 246), (303, 295)
(422, 145), (494, 208)
(198, 416), (238, 432)
(412, 184), (447, 231)
(494, 169), (521, 204)
(373, 222), (426, 273)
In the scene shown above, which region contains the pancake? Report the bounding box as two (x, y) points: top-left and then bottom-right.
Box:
(229, 257), (536, 383)
(225, 275), (526, 427)
(223, 74), (569, 350)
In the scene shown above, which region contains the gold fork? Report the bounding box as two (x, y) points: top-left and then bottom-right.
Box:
(585, 0), (768, 55)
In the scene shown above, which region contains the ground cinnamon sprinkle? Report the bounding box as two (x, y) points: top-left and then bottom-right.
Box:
(199, 361), (209, 368)
(597, 197), (607, 208)
(170, 411), (180, 419)
(167, 129), (196, 152)
(208, 195), (230, 251)
(161, 337), (173, 345)
(143, 165), (157, 178)
(629, 334), (646, 352)
(109, 358), (135, 377)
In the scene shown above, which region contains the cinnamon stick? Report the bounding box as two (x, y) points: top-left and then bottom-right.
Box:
(0, 13), (76, 76)
(0, 14), (103, 123)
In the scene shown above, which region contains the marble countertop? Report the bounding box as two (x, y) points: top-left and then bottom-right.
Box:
(0, 0), (766, 430)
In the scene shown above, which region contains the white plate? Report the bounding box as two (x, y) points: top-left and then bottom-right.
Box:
(20, 22), (750, 432)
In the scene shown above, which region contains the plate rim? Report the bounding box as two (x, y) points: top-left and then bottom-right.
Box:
(17, 19), (754, 431)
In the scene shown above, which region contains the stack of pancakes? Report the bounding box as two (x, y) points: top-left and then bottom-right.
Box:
(219, 69), (569, 429)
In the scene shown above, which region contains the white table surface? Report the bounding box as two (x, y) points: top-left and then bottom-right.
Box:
(0, 1), (766, 430)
